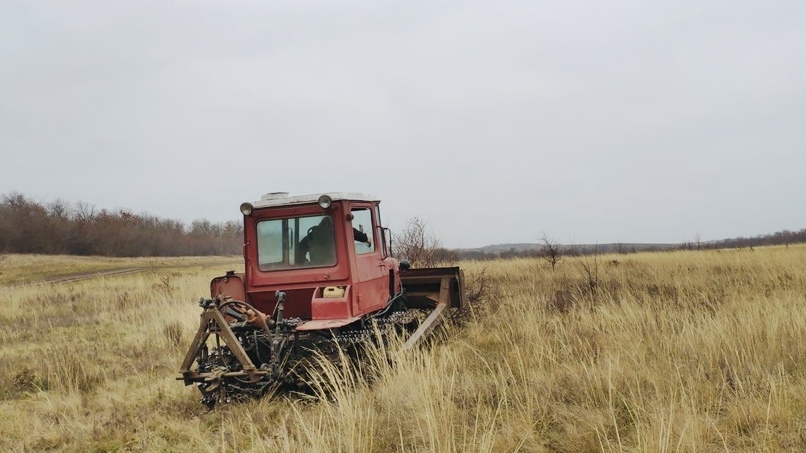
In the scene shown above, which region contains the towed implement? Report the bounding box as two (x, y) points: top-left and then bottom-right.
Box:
(178, 192), (465, 407)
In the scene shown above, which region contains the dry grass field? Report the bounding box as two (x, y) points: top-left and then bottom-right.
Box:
(1, 245), (805, 452)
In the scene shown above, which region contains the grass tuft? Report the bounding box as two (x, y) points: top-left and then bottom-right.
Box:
(1, 248), (806, 451)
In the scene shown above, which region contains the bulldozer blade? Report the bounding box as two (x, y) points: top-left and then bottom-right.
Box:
(402, 302), (447, 350)
(399, 266), (465, 349)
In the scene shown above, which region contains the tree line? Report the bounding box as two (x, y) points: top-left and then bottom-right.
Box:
(0, 192), (242, 256)
(3, 191), (803, 259)
(681, 229), (806, 250)
(452, 229), (806, 261)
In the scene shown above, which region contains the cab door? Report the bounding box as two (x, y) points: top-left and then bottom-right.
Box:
(350, 204), (388, 314)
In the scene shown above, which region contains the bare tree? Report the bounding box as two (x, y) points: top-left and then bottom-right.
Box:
(395, 216), (446, 268)
(395, 216), (489, 312)
(577, 244), (601, 301)
(539, 232), (563, 270)
(74, 201), (97, 223)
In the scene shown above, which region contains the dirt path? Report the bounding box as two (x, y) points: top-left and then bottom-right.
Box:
(5, 260), (241, 289)
(8, 267), (147, 289)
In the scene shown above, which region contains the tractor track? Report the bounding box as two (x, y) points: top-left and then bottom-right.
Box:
(4, 261), (240, 289)
(15, 267), (147, 288)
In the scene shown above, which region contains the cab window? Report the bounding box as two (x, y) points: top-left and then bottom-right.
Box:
(256, 214), (336, 270)
(351, 208), (374, 255)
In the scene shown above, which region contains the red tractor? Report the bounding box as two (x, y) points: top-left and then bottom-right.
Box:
(179, 192), (465, 406)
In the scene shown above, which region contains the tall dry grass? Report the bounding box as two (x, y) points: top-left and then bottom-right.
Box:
(1, 246), (805, 452)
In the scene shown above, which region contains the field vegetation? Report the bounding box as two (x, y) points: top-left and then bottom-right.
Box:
(1, 245), (805, 452)
(0, 254), (241, 287)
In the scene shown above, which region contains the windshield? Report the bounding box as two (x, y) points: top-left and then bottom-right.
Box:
(256, 214), (336, 271)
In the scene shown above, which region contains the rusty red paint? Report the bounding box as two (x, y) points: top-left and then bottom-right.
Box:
(211, 198), (400, 327)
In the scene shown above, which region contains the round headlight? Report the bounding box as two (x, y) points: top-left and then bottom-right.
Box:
(317, 195), (333, 209)
(239, 202), (254, 216)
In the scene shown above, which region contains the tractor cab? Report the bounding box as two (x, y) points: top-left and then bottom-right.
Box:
(210, 192), (401, 331)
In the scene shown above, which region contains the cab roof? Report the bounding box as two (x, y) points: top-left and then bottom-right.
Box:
(251, 192), (380, 209)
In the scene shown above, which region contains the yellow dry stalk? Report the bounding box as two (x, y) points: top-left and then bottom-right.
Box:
(0, 245), (804, 452)
(0, 253), (242, 287)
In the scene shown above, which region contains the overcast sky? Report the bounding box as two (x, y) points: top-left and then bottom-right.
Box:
(2, 0), (804, 248)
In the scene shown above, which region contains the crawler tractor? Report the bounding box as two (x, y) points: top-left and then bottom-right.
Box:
(178, 192), (465, 407)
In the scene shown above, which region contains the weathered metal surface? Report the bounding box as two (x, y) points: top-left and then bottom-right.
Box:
(252, 192), (379, 209)
(178, 193), (469, 407)
(295, 317), (360, 331)
(402, 302), (447, 350)
(399, 267), (466, 350)
(399, 266), (466, 309)
(179, 304), (263, 385)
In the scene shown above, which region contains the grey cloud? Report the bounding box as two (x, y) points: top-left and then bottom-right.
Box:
(1, 0), (804, 248)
